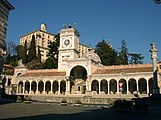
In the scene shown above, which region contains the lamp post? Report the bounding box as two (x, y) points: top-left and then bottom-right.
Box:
(150, 43), (160, 95)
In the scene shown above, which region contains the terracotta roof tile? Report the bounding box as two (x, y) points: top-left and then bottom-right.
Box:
(20, 71), (66, 77)
(93, 66), (153, 74)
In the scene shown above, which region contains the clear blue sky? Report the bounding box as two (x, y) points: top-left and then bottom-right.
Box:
(7, 0), (161, 63)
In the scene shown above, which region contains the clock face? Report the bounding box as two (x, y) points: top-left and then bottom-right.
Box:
(64, 39), (70, 46)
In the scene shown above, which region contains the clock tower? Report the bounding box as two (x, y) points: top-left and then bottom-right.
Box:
(58, 24), (80, 71)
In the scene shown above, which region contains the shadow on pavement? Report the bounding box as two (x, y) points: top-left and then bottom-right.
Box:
(1, 106), (161, 120)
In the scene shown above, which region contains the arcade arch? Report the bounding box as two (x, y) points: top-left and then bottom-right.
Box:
(69, 65), (87, 94)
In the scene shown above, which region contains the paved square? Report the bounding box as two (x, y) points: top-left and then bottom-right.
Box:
(0, 102), (161, 120)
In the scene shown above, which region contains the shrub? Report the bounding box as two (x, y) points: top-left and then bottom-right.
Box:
(61, 99), (67, 103)
(25, 96), (31, 101)
(74, 99), (82, 104)
(24, 95), (31, 104)
(111, 99), (122, 108)
(16, 96), (22, 103)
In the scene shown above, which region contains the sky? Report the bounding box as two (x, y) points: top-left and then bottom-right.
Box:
(6, 0), (161, 63)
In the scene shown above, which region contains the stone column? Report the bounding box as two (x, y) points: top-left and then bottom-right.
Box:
(29, 81), (32, 94)
(51, 81), (53, 94)
(150, 43), (160, 95)
(58, 81), (61, 94)
(36, 82), (39, 94)
(17, 83), (19, 94)
(147, 80), (149, 95)
(136, 80), (139, 93)
(108, 81), (110, 95)
(65, 77), (70, 95)
(127, 80), (129, 94)
(43, 81), (46, 94)
(23, 82), (25, 94)
(98, 80), (101, 94)
(117, 81), (119, 94)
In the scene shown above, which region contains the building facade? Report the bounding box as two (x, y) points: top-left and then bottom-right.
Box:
(20, 24), (93, 63)
(14, 26), (161, 98)
(0, 0), (14, 76)
(20, 23), (56, 62)
(0, 0), (14, 56)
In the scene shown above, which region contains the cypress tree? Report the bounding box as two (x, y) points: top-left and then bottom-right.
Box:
(22, 40), (28, 64)
(37, 46), (41, 63)
(27, 34), (37, 62)
(119, 39), (128, 65)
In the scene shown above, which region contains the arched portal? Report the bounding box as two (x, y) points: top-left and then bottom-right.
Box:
(119, 79), (127, 94)
(45, 81), (51, 94)
(70, 65), (87, 94)
(18, 81), (23, 93)
(60, 80), (66, 94)
(149, 78), (153, 94)
(91, 80), (99, 94)
(53, 81), (58, 94)
(25, 81), (30, 94)
(138, 78), (147, 94)
(31, 81), (36, 94)
(110, 79), (117, 94)
(70, 65), (87, 80)
(128, 79), (137, 94)
(101, 79), (108, 94)
(38, 81), (44, 94)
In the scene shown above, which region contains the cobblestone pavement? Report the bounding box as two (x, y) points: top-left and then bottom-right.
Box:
(0, 102), (161, 120)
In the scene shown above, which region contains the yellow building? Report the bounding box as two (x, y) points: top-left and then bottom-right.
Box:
(20, 23), (56, 62)
(20, 24), (93, 62)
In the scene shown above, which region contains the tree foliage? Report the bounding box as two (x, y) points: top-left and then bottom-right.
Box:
(26, 59), (42, 70)
(27, 35), (37, 62)
(7, 41), (17, 56)
(22, 40), (28, 64)
(37, 46), (41, 63)
(118, 40), (128, 65)
(48, 34), (60, 60)
(45, 33), (60, 69)
(95, 39), (119, 66)
(16, 45), (24, 60)
(129, 53), (144, 64)
(43, 57), (57, 69)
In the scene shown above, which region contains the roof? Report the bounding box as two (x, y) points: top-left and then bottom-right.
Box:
(20, 70), (66, 77)
(20, 29), (55, 38)
(93, 64), (153, 75)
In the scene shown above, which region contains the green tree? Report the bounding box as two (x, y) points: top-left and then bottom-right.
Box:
(43, 57), (57, 69)
(22, 40), (28, 64)
(16, 45), (24, 60)
(118, 39), (128, 65)
(37, 46), (41, 63)
(95, 39), (118, 66)
(48, 34), (60, 60)
(5, 54), (18, 67)
(129, 53), (144, 64)
(26, 59), (42, 70)
(45, 33), (60, 68)
(27, 35), (37, 62)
